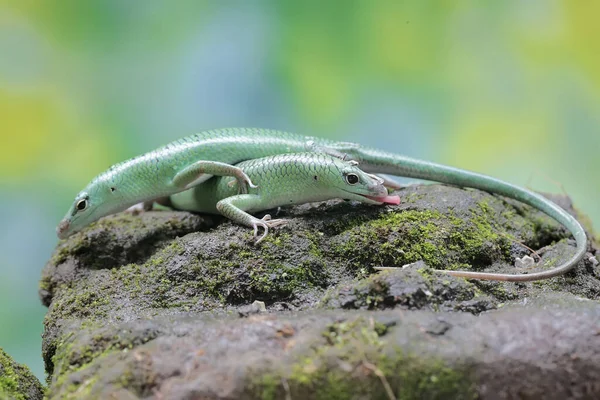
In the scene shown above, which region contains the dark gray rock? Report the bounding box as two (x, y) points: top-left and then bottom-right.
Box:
(39, 184), (600, 399)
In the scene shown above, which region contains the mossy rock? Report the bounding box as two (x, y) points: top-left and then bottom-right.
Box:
(39, 184), (600, 399)
(0, 348), (44, 400)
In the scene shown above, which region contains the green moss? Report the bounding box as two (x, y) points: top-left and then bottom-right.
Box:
(117, 263), (143, 295)
(55, 229), (323, 309)
(50, 214), (145, 265)
(192, 233), (329, 304)
(50, 235), (88, 266)
(251, 317), (476, 399)
(445, 202), (511, 267)
(417, 266), (433, 282)
(248, 262), (308, 297)
(304, 231), (325, 259)
(331, 210), (448, 271)
(46, 237), (206, 328)
(0, 355), (19, 399)
(524, 208), (564, 249)
(49, 282), (112, 321)
(500, 208), (517, 220)
(0, 348), (44, 400)
(319, 268), (481, 312)
(238, 250), (254, 259)
(51, 351), (106, 399)
(471, 280), (518, 302)
(331, 205), (512, 276)
(48, 324), (160, 398)
(222, 257), (327, 304)
(260, 232), (291, 247)
(39, 276), (51, 292)
(403, 192), (426, 204)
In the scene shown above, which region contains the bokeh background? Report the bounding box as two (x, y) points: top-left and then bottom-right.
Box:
(0, 1), (598, 380)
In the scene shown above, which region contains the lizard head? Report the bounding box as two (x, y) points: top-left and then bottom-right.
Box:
(56, 178), (127, 239)
(326, 159), (400, 206)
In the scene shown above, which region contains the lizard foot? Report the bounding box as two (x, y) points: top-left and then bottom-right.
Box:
(252, 214), (288, 244)
(125, 202), (148, 215)
(235, 170), (258, 194)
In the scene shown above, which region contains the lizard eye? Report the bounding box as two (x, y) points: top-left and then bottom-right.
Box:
(76, 199), (88, 211)
(345, 173), (359, 185)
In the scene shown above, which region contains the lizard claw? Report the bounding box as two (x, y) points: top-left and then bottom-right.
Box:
(261, 214), (287, 227)
(235, 171), (258, 194)
(252, 215), (288, 244)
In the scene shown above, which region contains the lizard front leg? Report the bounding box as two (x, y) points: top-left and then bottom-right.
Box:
(373, 174), (404, 190)
(172, 160), (258, 193)
(216, 194), (287, 243)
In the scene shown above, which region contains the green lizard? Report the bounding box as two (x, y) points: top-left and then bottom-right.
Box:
(168, 152), (400, 243)
(57, 127), (588, 282)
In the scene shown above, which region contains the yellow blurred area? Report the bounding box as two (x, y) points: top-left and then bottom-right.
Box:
(362, 2), (443, 80)
(565, 1), (600, 94)
(0, 88), (115, 185)
(285, 37), (354, 126)
(446, 111), (553, 170)
(279, 2), (446, 127)
(0, 89), (57, 178)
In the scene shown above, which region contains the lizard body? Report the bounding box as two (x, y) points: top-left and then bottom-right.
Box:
(58, 128), (588, 282)
(57, 128), (324, 239)
(169, 153), (400, 242)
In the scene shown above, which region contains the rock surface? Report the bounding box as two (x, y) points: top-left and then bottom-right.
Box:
(0, 348), (44, 400)
(39, 184), (600, 399)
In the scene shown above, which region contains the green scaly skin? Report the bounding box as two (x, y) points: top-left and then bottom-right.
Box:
(169, 153), (398, 243)
(58, 128), (588, 282)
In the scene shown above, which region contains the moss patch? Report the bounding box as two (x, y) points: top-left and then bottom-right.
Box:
(330, 204), (513, 274)
(319, 268), (496, 314)
(0, 348), (44, 400)
(46, 323), (162, 399)
(251, 316), (477, 400)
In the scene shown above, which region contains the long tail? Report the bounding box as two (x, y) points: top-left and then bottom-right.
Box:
(351, 147), (588, 282)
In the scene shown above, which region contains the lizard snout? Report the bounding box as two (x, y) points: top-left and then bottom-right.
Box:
(56, 219), (70, 240)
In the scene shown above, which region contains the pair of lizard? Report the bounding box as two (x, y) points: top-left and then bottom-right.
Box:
(56, 128), (588, 282)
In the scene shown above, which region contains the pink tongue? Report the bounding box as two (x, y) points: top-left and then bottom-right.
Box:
(381, 194), (401, 205)
(366, 194), (400, 205)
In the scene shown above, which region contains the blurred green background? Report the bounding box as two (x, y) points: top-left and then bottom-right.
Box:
(0, 1), (598, 380)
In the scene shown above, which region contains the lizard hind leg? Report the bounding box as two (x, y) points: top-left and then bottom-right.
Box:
(216, 195), (288, 244)
(172, 160), (258, 194)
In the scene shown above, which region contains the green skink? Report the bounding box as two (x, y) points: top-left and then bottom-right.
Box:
(169, 152), (400, 243)
(57, 128), (588, 282)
